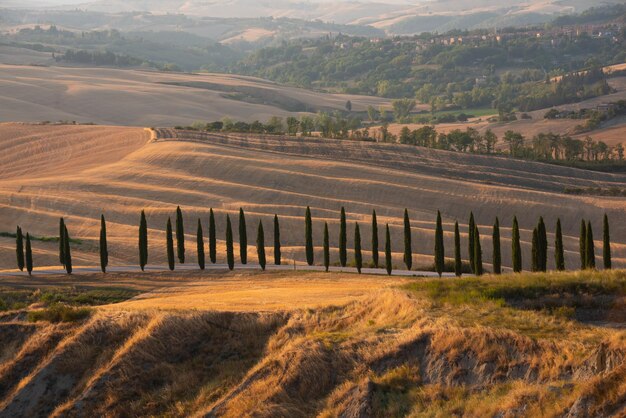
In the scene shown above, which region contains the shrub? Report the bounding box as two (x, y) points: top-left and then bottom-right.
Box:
(27, 303), (91, 323)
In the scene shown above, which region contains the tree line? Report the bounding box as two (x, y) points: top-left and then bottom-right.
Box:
(15, 207), (614, 277)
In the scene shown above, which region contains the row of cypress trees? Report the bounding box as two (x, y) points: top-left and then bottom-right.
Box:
(17, 207), (614, 276)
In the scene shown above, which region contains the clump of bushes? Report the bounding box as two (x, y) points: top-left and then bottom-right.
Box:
(27, 303), (91, 323)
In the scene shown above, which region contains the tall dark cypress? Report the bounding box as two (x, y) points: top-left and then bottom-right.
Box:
(274, 214), (281, 266)
(354, 222), (362, 274)
(371, 210), (379, 268)
(403, 209), (412, 271)
(537, 217), (547, 272)
(492, 217), (501, 275)
(323, 222), (330, 272)
(226, 214), (234, 271)
(25, 233), (33, 276)
(197, 219), (205, 270)
(305, 206), (314, 266)
(385, 224), (392, 276)
(176, 206), (185, 264)
(16, 226), (24, 271)
(579, 219), (587, 270)
(64, 225), (72, 275)
(166, 218), (175, 271)
(434, 211), (444, 277)
(257, 220), (266, 271)
(473, 225), (482, 276)
(531, 227), (539, 272)
(468, 212), (476, 273)
(139, 210), (148, 271)
(59, 217), (66, 267)
(586, 221), (595, 269)
(454, 221), (462, 277)
(239, 208), (247, 264)
(555, 219), (565, 271)
(209, 208), (217, 264)
(512, 216), (522, 273)
(100, 215), (108, 273)
(339, 207), (347, 267)
(603, 214), (611, 270)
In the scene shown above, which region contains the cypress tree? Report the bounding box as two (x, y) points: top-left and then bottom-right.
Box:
(579, 219), (587, 269)
(16, 226), (24, 271)
(139, 210), (148, 271)
(209, 208), (217, 264)
(274, 214), (281, 266)
(197, 219), (205, 270)
(586, 221), (595, 269)
(385, 224), (392, 276)
(59, 217), (66, 267)
(473, 225), (482, 276)
(176, 206), (185, 264)
(305, 206), (314, 266)
(512, 216), (522, 273)
(64, 225), (72, 275)
(603, 214), (611, 270)
(531, 227), (539, 272)
(226, 215), (234, 271)
(239, 208), (247, 264)
(257, 220), (266, 271)
(555, 219), (565, 271)
(468, 212), (476, 273)
(492, 218), (501, 275)
(454, 221), (462, 277)
(323, 222), (330, 272)
(25, 233), (33, 276)
(339, 207), (347, 267)
(166, 218), (175, 271)
(354, 222), (362, 274)
(371, 210), (379, 268)
(537, 217), (547, 272)
(100, 215), (108, 273)
(403, 209), (412, 271)
(434, 211), (444, 277)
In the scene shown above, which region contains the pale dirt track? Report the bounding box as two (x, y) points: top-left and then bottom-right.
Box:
(0, 123), (624, 273)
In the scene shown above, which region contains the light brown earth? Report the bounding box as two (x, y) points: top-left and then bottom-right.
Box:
(0, 123), (624, 274)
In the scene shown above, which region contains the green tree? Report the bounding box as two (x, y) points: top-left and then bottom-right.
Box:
(64, 225), (72, 275)
(166, 218), (175, 271)
(454, 221), (462, 277)
(385, 224), (392, 276)
(323, 222), (330, 272)
(25, 233), (33, 275)
(197, 219), (205, 270)
(239, 208), (247, 264)
(579, 219), (587, 269)
(371, 210), (379, 268)
(257, 220), (266, 271)
(468, 212), (476, 273)
(59, 217), (66, 267)
(305, 206), (314, 266)
(274, 214), (281, 266)
(100, 215), (108, 273)
(345, 100), (352, 112)
(492, 218), (501, 275)
(603, 214), (611, 270)
(354, 223), (362, 274)
(176, 206), (185, 264)
(555, 219), (565, 271)
(473, 225), (482, 276)
(586, 221), (595, 269)
(16, 226), (24, 271)
(139, 210), (148, 271)
(537, 217), (547, 272)
(403, 209), (412, 270)
(531, 227), (539, 272)
(434, 211), (444, 277)
(512, 216), (522, 273)
(392, 98), (416, 121)
(339, 207), (347, 267)
(209, 208), (216, 264)
(226, 215), (234, 271)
